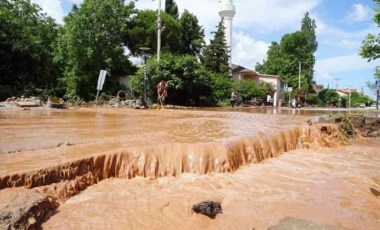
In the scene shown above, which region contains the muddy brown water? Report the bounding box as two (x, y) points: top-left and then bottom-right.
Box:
(0, 108), (310, 174)
(0, 108), (379, 229)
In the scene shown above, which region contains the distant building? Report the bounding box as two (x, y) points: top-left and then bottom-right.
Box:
(339, 88), (357, 94)
(232, 64), (283, 106)
(336, 88), (357, 97)
(336, 90), (348, 97)
(313, 84), (324, 94)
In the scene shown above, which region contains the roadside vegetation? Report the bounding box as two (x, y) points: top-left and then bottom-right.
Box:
(1, 0), (378, 107)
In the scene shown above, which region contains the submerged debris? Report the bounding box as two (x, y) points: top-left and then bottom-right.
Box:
(192, 200), (222, 218)
(350, 116), (380, 138)
(107, 99), (147, 109)
(334, 115), (380, 138)
(338, 116), (357, 138)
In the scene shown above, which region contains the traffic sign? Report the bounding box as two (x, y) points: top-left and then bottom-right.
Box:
(97, 70), (107, 90)
(376, 80), (379, 86)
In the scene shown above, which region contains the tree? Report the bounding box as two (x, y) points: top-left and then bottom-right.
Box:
(125, 10), (183, 55)
(350, 91), (374, 107)
(360, 0), (380, 61)
(201, 20), (229, 75)
(55, 0), (135, 100)
(165, 0), (179, 19)
(256, 12), (318, 92)
(318, 89), (340, 107)
(179, 10), (205, 55)
(130, 53), (215, 106)
(236, 80), (274, 102)
(0, 0), (59, 100)
(210, 73), (234, 103)
(300, 12), (318, 90)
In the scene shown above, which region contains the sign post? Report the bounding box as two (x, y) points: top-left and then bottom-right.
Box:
(96, 70), (107, 101)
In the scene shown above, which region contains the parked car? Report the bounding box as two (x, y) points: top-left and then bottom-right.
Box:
(359, 103), (366, 108)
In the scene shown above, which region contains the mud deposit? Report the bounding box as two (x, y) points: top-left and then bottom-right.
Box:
(1, 108), (379, 229)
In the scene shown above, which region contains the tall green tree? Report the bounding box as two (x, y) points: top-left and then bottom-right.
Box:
(360, 0), (380, 61)
(256, 12), (318, 91)
(125, 10), (182, 55)
(165, 0), (179, 19)
(130, 53), (214, 106)
(201, 20), (229, 75)
(0, 0), (59, 100)
(179, 10), (205, 55)
(300, 12), (318, 89)
(55, 0), (135, 100)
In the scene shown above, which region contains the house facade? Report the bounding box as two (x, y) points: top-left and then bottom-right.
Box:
(232, 64), (283, 106)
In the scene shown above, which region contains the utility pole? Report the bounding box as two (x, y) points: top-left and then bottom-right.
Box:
(157, 0), (162, 62)
(298, 62), (301, 89)
(348, 85), (352, 109)
(139, 47), (151, 102)
(333, 77), (341, 90)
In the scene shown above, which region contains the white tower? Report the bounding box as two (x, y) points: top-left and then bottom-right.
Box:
(219, 0), (236, 69)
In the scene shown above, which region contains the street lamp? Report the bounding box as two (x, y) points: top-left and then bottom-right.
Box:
(139, 47), (151, 102)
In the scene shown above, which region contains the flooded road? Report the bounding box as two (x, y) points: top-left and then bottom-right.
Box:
(0, 108), (379, 229)
(0, 108), (309, 174)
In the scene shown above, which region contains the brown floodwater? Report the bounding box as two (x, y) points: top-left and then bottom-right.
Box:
(1, 108), (379, 229)
(43, 139), (380, 230)
(0, 108), (310, 175)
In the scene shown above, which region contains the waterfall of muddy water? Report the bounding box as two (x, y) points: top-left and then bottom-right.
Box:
(41, 139), (380, 230)
(1, 108), (379, 229)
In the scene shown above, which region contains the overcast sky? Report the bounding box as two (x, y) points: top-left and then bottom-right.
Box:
(31, 0), (379, 96)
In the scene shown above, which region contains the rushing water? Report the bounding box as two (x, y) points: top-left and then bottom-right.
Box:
(0, 108), (379, 229)
(42, 139), (380, 230)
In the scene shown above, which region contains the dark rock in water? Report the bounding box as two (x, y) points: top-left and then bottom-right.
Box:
(268, 217), (349, 230)
(370, 187), (380, 197)
(192, 200), (222, 218)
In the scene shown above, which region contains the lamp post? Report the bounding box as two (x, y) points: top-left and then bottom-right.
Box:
(156, 0), (163, 62)
(139, 47), (151, 102)
(348, 85), (353, 109)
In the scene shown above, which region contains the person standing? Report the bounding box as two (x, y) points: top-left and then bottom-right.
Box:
(157, 80), (168, 109)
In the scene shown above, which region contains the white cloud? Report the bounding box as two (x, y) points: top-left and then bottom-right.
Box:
(316, 15), (377, 51)
(232, 31), (270, 68)
(347, 4), (372, 22)
(337, 39), (361, 50)
(315, 54), (377, 79)
(233, 0), (321, 32)
(317, 73), (334, 80)
(68, 0), (83, 4)
(133, 0), (321, 38)
(31, 0), (65, 24)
